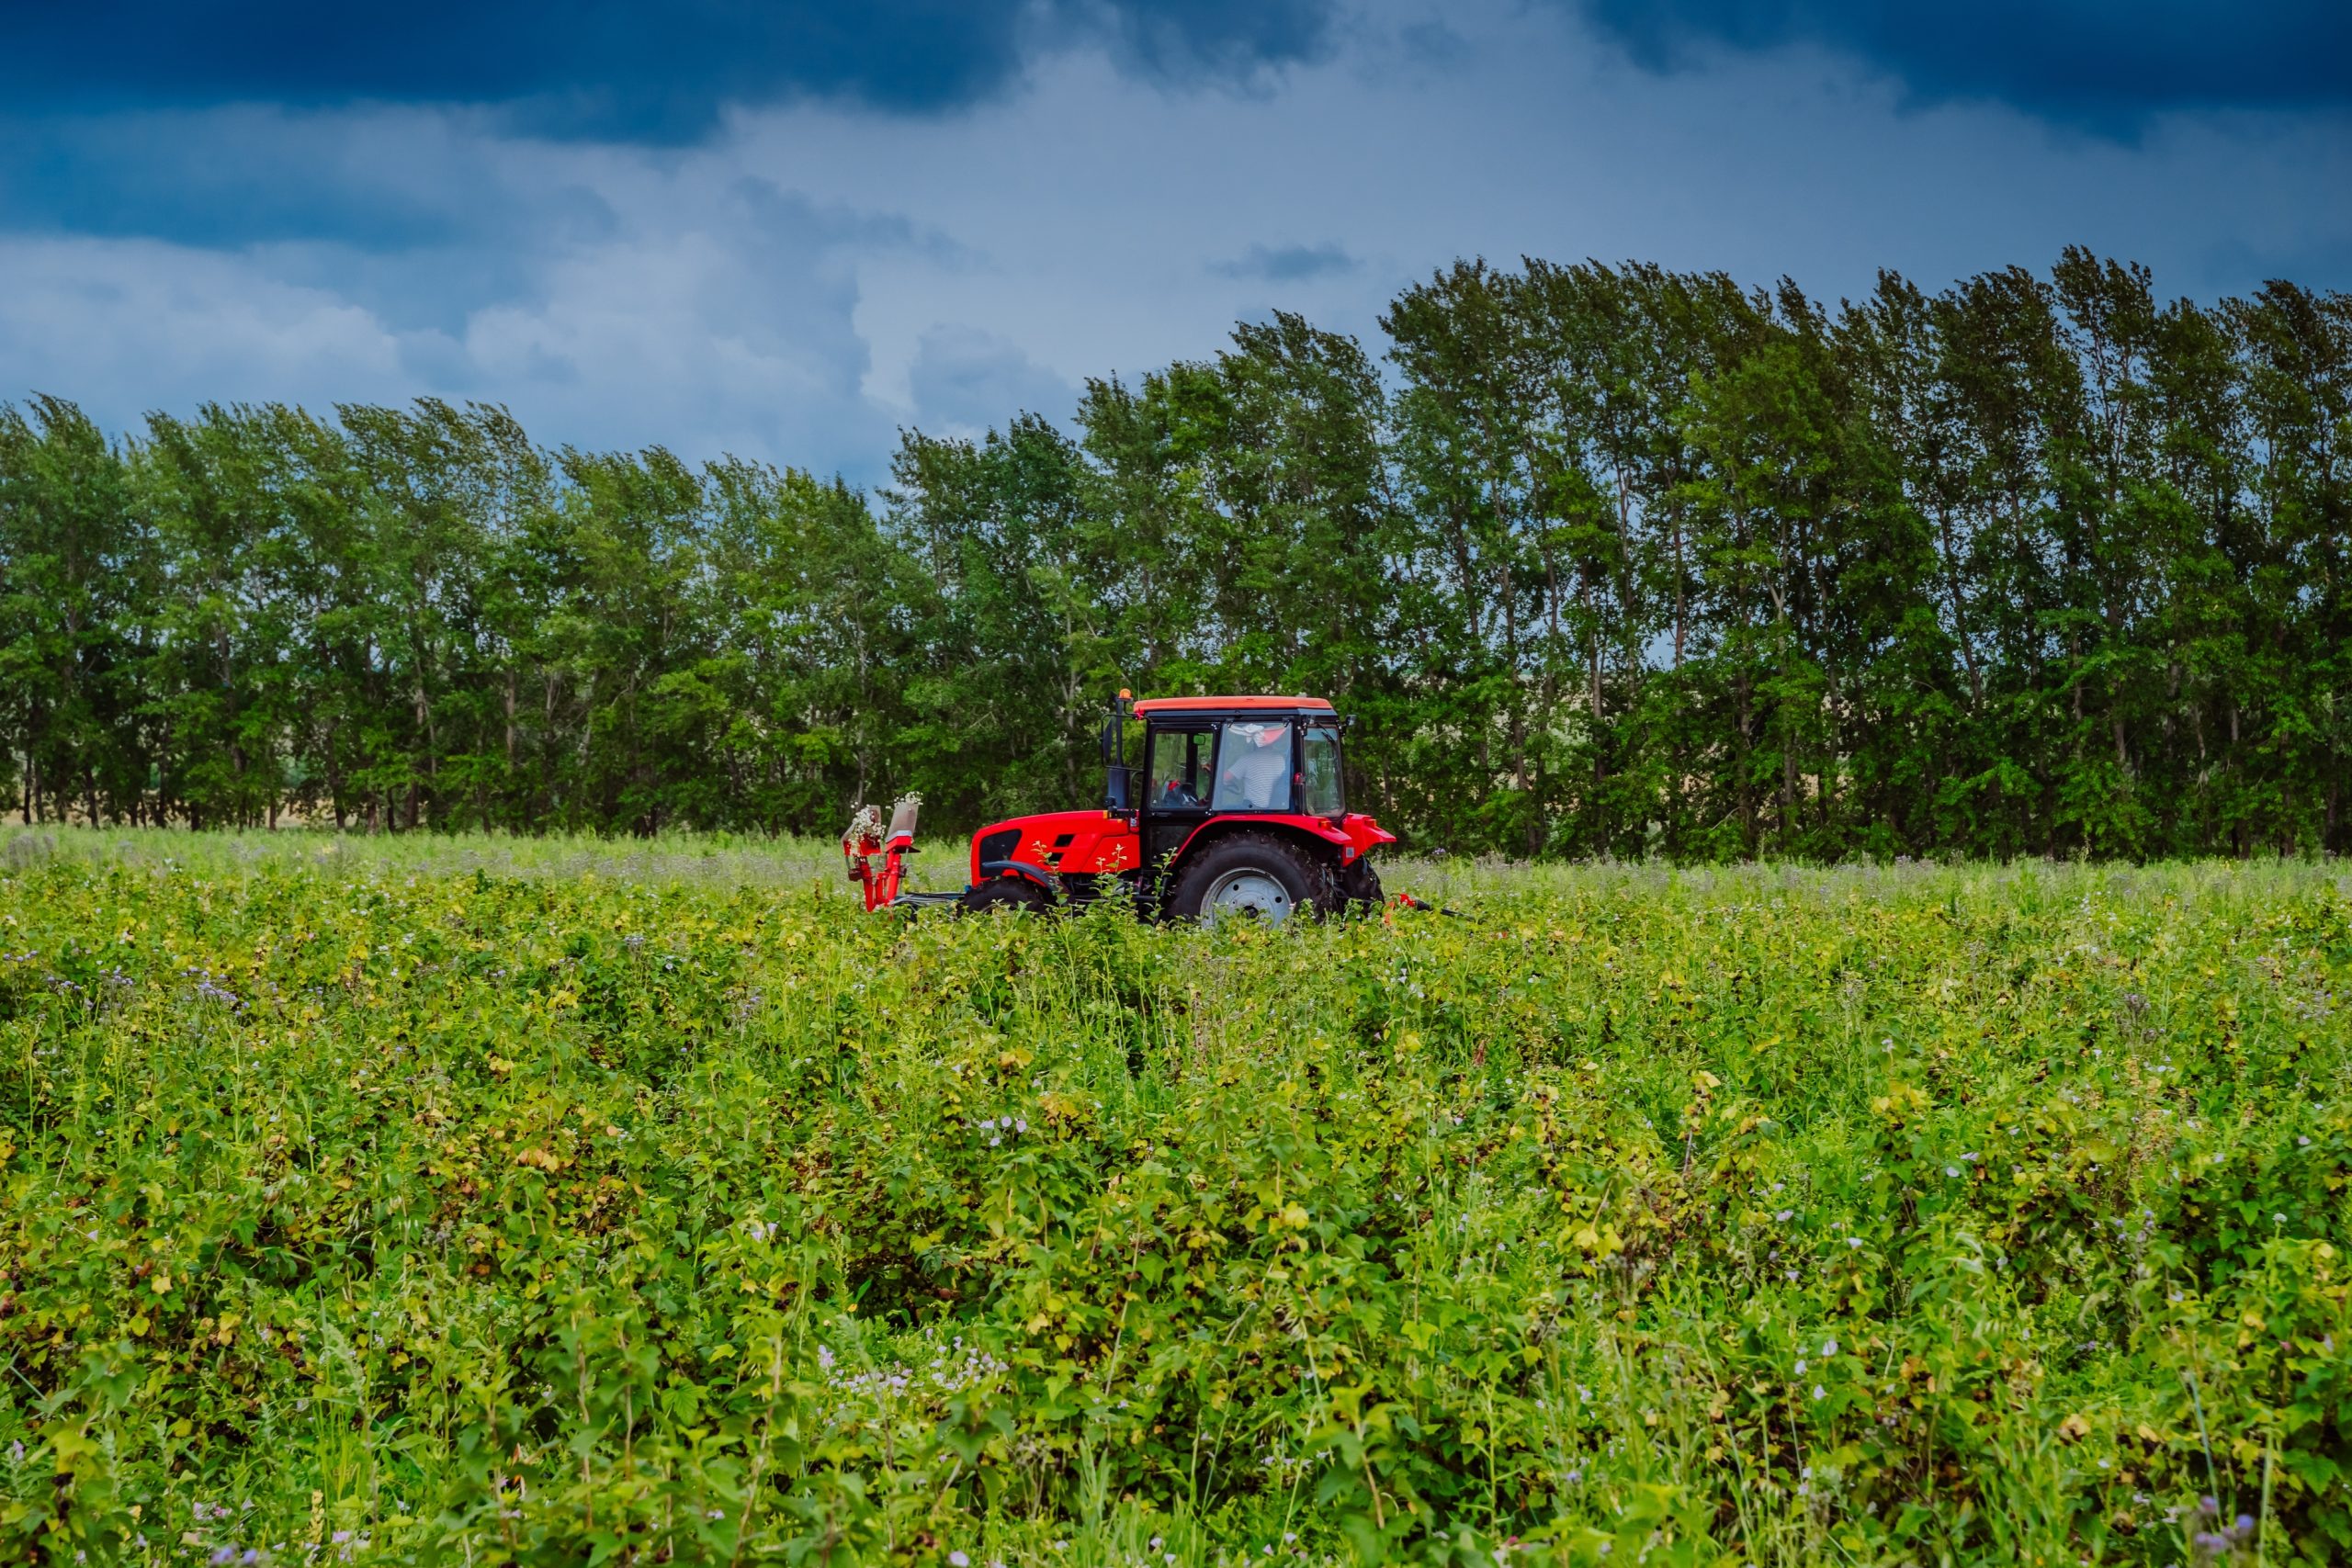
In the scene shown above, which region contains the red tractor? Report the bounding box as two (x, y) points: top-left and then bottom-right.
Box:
(842, 693), (1395, 922)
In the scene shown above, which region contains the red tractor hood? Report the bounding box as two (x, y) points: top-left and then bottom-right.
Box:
(969, 810), (1141, 885)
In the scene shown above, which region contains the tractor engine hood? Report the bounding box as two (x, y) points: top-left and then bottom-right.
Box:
(970, 809), (1140, 886)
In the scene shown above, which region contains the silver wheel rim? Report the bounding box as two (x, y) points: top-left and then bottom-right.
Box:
(1202, 867), (1293, 924)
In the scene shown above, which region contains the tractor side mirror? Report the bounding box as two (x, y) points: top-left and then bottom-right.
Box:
(1099, 714), (1122, 763)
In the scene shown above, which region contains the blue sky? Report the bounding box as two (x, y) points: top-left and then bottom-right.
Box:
(3, 0), (2345, 485)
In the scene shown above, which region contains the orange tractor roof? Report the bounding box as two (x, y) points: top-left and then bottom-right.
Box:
(1130, 694), (1334, 715)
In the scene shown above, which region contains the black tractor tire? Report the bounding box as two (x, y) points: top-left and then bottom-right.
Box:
(1165, 832), (1337, 925)
(1336, 856), (1385, 917)
(961, 876), (1048, 915)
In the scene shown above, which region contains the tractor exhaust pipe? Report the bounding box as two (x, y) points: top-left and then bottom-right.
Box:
(1102, 687), (1136, 816)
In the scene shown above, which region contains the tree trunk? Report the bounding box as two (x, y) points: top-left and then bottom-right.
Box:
(1735, 673), (1756, 852)
(1585, 578), (1602, 722)
(1671, 508), (1687, 668)
(1936, 503), (1983, 704)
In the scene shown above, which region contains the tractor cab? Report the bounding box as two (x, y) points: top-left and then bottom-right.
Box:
(1123, 694), (1349, 875)
(844, 692), (1395, 923)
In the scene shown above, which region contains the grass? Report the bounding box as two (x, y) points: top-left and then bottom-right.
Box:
(0, 827), (2346, 1565)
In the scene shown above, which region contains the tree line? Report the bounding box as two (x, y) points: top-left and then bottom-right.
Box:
(3, 248), (2346, 858)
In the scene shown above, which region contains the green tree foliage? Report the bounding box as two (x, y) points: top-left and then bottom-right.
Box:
(2, 253), (2346, 856)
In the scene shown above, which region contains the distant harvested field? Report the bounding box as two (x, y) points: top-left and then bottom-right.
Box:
(1, 831), (2346, 1565)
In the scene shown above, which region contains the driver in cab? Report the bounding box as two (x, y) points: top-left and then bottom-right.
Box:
(1216, 721), (1291, 810)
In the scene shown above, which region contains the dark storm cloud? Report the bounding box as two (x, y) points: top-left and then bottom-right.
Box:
(1576, 0), (2352, 122)
(0, 0), (1337, 141)
(0, 112), (525, 252)
(1211, 243), (1359, 281)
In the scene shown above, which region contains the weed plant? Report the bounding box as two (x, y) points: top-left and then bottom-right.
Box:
(1, 830), (2346, 1564)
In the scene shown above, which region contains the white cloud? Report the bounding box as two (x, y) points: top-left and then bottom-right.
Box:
(0, 236), (411, 409)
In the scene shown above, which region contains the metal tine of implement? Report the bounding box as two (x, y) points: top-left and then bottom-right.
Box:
(1390, 892), (1472, 920)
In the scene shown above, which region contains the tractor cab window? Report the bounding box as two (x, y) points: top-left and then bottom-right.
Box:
(1301, 724), (1344, 817)
(1147, 727), (1213, 809)
(1210, 720), (1294, 812)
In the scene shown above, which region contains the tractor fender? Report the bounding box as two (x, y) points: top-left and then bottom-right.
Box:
(979, 859), (1059, 895)
(1171, 816), (1352, 868)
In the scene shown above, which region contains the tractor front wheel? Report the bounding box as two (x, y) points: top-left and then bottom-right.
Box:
(961, 876), (1048, 915)
(1166, 833), (1333, 925)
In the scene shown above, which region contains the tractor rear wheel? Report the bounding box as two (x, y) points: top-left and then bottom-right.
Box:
(1166, 832), (1334, 925)
(961, 876), (1047, 915)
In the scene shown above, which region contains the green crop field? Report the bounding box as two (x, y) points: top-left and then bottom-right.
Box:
(1, 830), (2346, 1567)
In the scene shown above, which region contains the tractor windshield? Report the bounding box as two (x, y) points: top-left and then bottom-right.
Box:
(1210, 720), (1293, 811)
(1301, 724), (1343, 816)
